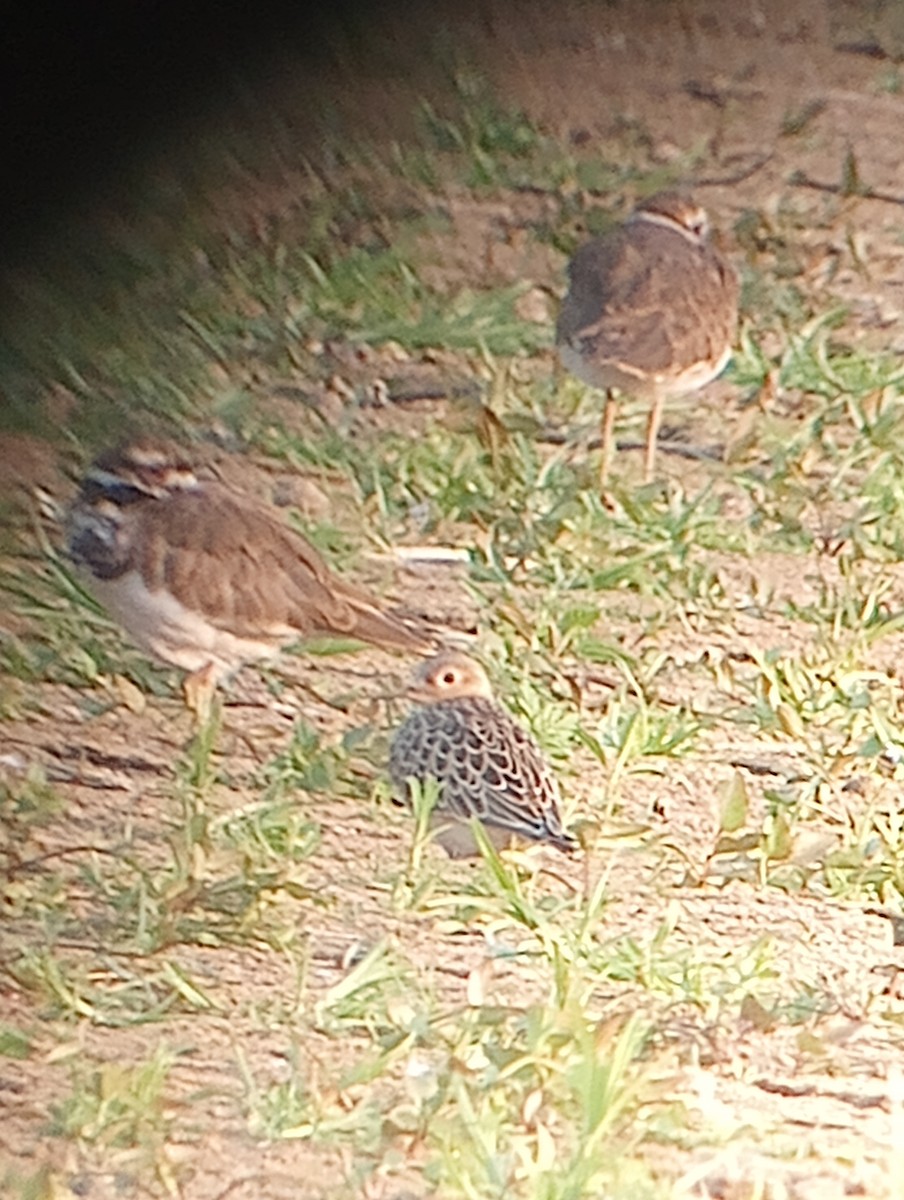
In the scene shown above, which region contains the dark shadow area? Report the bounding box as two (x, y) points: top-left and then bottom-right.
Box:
(1, 0), (407, 261)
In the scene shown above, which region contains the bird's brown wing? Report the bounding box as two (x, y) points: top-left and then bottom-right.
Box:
(557, 224), (738, 377)
(135, 484), (432, 652)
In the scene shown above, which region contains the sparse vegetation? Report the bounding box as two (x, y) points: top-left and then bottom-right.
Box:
(4, 10), (904, 1199)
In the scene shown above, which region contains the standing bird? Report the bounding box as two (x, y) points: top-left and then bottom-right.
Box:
(389, 650), (577, 858)
(66, 438), (434, 716)
(556, 190), (739, 486)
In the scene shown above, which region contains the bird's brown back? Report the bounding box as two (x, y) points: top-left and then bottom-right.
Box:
(132, 483), (433, 653)
(556, 219), (738, 386)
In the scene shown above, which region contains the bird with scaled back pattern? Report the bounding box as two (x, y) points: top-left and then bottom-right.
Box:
(389, 650), (578, 858)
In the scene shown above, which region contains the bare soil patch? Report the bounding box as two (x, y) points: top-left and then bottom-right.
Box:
(6, 2), (904, 1196)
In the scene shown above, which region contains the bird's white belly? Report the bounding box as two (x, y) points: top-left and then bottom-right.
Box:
(559, 341), (732, 398)
(89, 570), (282, 679)
(660, 343), (733, 397)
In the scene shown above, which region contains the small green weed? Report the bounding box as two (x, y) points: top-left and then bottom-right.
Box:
(49, 1046), (173, 1148)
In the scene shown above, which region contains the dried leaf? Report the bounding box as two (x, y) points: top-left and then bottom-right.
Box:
(112, 673), (146, 715)
(740, 993), (775, 1031)
(522, 1087), (543, 1127)
(765, 811), (794, 860)
(841, 145), (863, 197)
(720, 771), (749, 833)
(776, 703), (805, 739)
(466, 961), (491, 1007)
(535, 1120), (557, 1171)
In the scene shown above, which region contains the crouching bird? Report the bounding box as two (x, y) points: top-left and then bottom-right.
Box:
(390, 650), (577, 858)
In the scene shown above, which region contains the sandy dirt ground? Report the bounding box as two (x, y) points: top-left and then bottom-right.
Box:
(6, 1), (904, 1196)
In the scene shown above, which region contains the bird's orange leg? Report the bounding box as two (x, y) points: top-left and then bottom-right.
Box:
(644, 391), (665, 482)
(599, 390), (617, 492)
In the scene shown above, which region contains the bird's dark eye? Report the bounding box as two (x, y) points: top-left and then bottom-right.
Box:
(442, 671), (456, 685)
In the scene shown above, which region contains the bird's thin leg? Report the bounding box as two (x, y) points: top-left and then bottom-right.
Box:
(644, 391), (665, 482)
(599, 389), (617, 491)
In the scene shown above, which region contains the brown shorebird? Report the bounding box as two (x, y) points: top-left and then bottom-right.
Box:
(556, 190), (739, 486)
(66, 437), (433, 716)
(389, 650), (577, 858)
